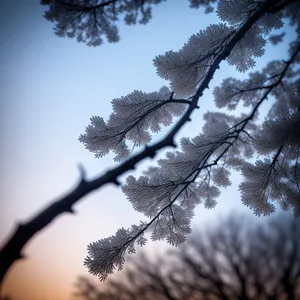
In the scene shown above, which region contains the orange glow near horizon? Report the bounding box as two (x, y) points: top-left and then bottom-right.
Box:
(2, 260), (70, 300)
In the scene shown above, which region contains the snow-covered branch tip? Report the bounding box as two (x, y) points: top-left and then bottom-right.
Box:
(79, 86), (189, 162)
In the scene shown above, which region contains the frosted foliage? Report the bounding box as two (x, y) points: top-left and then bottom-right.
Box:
(151, 205), (193, 246)
(153, 23), (233, 97)
(84, 222), (147, 281)
(214, 43), (300, 111)
(217, 0), (283, 32)
(268, 81), (300, 118)
(212, 167), (232, 187)
(257, 12), (284, 34)
(253, 113), (300, 157)
(154, 17), (269, 97)
(83, 0), (300, 281)
(227, 25), (266, 72)
(239, 158), (300, 216)
(215, 0), (287, 72)
(217, 0), (259, 25)
(123, 110), (257, 221)
(79, 87), (186, 161)
(213, 71), (269, 109)
(240, 113), (300, 216)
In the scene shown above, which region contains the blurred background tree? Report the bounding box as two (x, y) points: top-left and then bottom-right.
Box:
(74, 214), (300, 300)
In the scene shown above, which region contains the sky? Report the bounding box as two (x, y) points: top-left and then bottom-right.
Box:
(0, 1), (297, 300)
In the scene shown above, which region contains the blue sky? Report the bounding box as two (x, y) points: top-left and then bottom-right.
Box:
(0, 1), (296, 299)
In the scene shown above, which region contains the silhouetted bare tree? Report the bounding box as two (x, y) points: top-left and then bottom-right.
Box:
(74, 214), (300, 300)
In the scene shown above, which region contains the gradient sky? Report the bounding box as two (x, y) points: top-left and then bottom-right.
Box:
(0, 1), (296, 300)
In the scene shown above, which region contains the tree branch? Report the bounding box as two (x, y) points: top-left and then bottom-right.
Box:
(0, 0), (290, 288)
